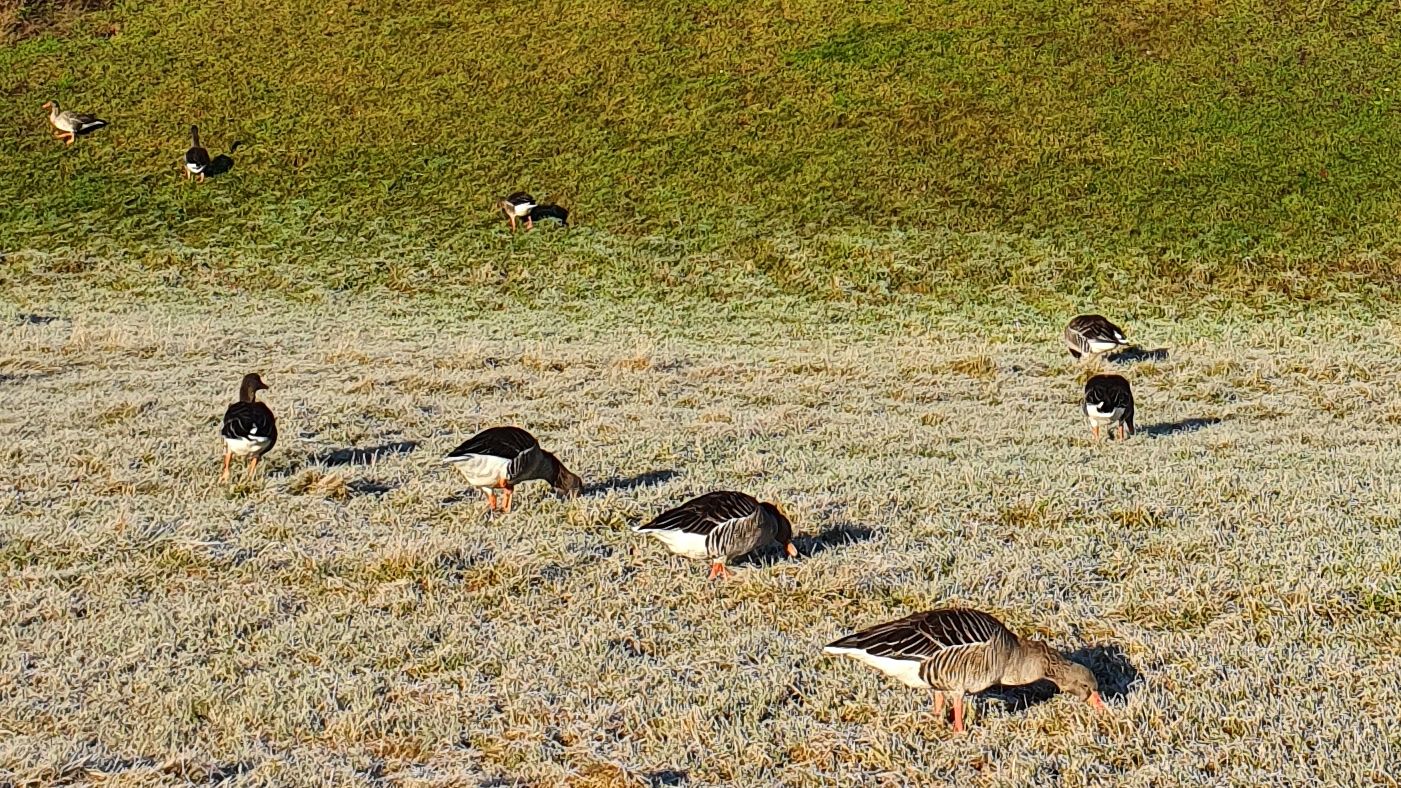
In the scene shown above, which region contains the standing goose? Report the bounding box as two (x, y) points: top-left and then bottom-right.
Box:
(824, 608), (1106, 733)
(1083, 374), (1135, 440)
(498, 192), (537, 231)
(42, 101), (108, 145)
(634, 490), (799, 580)
(443, 426), (582, 512)
(220, 373), (277, 482)
(1064, 314), (1128, 360)
(184, 125), (211, 182)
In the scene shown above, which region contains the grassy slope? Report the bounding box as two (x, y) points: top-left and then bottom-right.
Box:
(2, 1), (1401, 304)
(3, 300), (1401, 783)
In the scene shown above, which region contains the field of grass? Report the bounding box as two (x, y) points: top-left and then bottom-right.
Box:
(3, 296), (1401, 784)
(3, 0), (1401, 303)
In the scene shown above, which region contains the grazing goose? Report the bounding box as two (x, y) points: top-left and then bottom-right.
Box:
(1064, 314), (1128, 359)
(184, 125), (211, 182)
(42, 101), (108, 145)
(824, 608), (1106, 733)
(443, 426), (582, 512)
(1083, 374), (1135, 440)
(634, 490), (799, 580)
(526, 204), (569, 229)
(220, 373), (277, 482)
(498, 192), (537, 231)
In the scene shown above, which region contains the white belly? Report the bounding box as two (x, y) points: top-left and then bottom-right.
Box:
(186, 161), (206, 173)
(1085, 403), (1124, 426)
(641, 529), (709, 560)
(824, 647), (929, 688)
(447, 454), (511, 489)
(1087, 338), (1122, 353)
(224, 436), (270, 457)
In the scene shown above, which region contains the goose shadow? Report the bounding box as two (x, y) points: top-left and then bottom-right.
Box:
(792, 523), (878, 559)
(1107, 346), (1169, 364)
(586, 469), (679, 495)
(205, 141), (242, 177)
(17, 314), (60, 325)
(312, 441), (419, 466)
(646, 770), (689, 787)
(1143, 417), (1221, 437)
(985, 644), (1142, 711)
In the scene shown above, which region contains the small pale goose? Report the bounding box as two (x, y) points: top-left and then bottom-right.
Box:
(824, 608), (1106, 733)
(220, 373), (277, 482)
(184, 125), (212, 182)
(498, 192), (537, 231)
(443, 426), (582, 512)
(634, 490), (799, 580)
(1064, 314), (1128, 359)
(43, 101), (108, 145)
(1083, 373), (1135, 440)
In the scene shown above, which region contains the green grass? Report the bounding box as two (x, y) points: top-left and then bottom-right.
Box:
(2, 1), (1401, 304)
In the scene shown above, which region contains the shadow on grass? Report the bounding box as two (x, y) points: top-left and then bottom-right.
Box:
(586, 469), (679, 495)
(646, 770), (689, 787)
(347, 479), (396, 497)
(205, 141), (242, 177)
(314, 441), (419, 466)
(985, 644), (1142, 711)
(17, 314), (61, 325)
(1107, 346), (1170, 364)
(793, 523), (877, 559)
(1143, 417), (1221, 437)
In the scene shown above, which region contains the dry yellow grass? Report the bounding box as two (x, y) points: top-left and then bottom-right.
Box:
(2, 298), (1401, 784)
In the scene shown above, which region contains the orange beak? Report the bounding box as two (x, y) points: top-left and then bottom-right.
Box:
(785, 542), (799, 558)
(1088, 691), (1107, 711)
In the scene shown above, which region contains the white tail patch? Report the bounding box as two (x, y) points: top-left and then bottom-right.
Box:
(446, 454), (511, 488)
(639, 528), (709, 560)
(224, 436), (269, 456)
(823, 646), (930, 688)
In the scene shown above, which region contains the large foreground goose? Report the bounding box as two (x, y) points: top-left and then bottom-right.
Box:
(634, 490), (799, 580)
(824, 608), (1106, 733)
(443, 426), (582, 512)
(220, 373), (277, 482)
(184, 125), (211, 182)
(1083, 374), (1135, 440)
(1064, 314), (1128, 359)
(43, 101), (107, 145)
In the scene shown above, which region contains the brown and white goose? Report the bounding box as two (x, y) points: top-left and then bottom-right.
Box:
(443, 426), (582, 512)
(1064, 314), (1128, 359)
(498, 192), (537, 231)
(220, 373), (277, 482)
(634, 490), (799, 580)
(184, 125), (211, 182)
(824, 608), (1106, 733)
(42, 101), (107, 145)
(1083, 374), (1135, 440)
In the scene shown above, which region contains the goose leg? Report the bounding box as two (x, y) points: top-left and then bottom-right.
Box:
(508, 215), (517, 232)
(220, 450), (232, 483)
(246, 456), (259, 480)
(951, 695), (966, 733)
(485, 490), (498, 511)
(501, 485), (514, 513)
(707, 562), (729, 581)
(525, 216), (534, 231)
(1091, 425), (1099, 441)
(1118, 423), (1128, 440)
(932, 691), (945, 724)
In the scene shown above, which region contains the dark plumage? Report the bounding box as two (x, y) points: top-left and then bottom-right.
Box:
(443, 426), (582, 512)
(634, 490), (798, 580)
(824, 608), (1106, 733)
(220, 373), (277, 482)
(184, 125), (211, 182)
(1064, 314), (1128, 359)
(1083, 373), (1135, 439)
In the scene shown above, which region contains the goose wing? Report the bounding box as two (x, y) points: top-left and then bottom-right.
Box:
(221, 401), (276, 443)
(824, 609), (1012, 660)
(444, 426), (539, 462)
(635, 490), (761, 536)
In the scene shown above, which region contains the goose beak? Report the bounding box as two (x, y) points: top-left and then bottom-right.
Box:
(1088, 691), (1107, 711)
(785, 542), (799, 558)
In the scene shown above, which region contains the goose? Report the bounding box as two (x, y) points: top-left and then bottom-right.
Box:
(220, 373), (277, 482)
(184, 125), (211, 182)
(498, 192), (537, 231)
(634, 490), (799, 580)
(1083, 374), (1134, 440)
(525, 204), (569, 229)
(1064, 315), (1128, 359)
(443, 426), (582, 512)
(42, 101), (108, 145)
(824, 608), (1106, 733)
